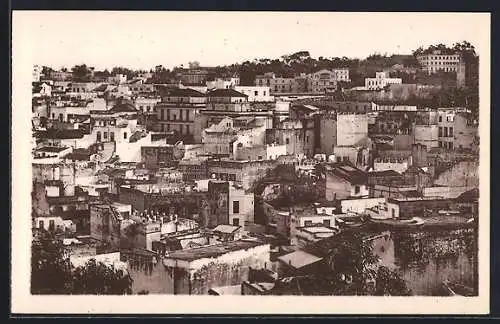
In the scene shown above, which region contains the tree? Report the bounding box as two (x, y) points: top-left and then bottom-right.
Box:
(71, 64), (92, 82)
(306, 231), (412, 296)
(374, 266), (412, 296)
(188, 61), (200, 69)
(31, 230), (133, 294)
(111, 67), (137, 79)
(41, 66), (53, 77)
(31, 230), (73, 294)
(72, 259), (133, 295)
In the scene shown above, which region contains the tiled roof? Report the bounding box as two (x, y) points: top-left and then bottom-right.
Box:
(207, 88), (248, 98)
(165, 88), (206, 97)
(109, 101), (137, 113)
(368, 170), (402, 178)
(456, 188), (479, 202)
(93, 84), (109, 92)
(36, 129), (85, 139)
(328, 164), (367, 185)
(212, 224), (240, 234)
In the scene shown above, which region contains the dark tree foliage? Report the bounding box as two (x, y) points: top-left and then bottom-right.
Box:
(71, 64), (93, 82)
(31, 230), (133, 295)
(374, 266), (412, 296)
(31, 230), (73, 294)
(306, 231), (412, 296)
(111, 67), (138, 80)
(72, 259), (133, 295)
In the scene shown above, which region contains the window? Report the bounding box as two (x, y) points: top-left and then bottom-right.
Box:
(160, 109), (164, 120)
(285, 138), (290, 145)
(232, 218), (240, 226)
(391, 209), (395, 218)
(38, 220), (44, 229)
(186, 125), (190, 134)
(306, 136), (309, 143)
(233, 201), (240, 214)
(438, 141), (442, 148)
(304, 220), (313, 227)
(449, 142), (454, 149)
(173, 114), (177, 121)
(439, 116), (442, 122)
(449, 127), (453, 137)
(49, 219), (55, 231)
(103, 132), (108, 140)
(123, 132), (127, 139)
(323, 219), (331, 227)
(254, 91), (258, 96)
(438, 127), (443, 137)
(96, 131), (101, 142)
(354, 185), (360, 194)
(443, 127), (448, 137)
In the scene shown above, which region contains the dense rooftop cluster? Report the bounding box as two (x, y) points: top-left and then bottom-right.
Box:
(30, 42), (479, 296)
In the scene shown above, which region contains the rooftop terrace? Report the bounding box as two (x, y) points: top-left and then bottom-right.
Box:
(164, 239), (266, 262)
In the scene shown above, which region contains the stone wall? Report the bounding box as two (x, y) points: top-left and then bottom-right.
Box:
(434, 160), (479, 188)
(188, 243), (271, 295)
(121, 252), (171, 294)
(337, 113), (368, 146)
(319, 116), (337, 155)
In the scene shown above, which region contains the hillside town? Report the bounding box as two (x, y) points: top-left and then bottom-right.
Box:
(31, 42), (480, 296)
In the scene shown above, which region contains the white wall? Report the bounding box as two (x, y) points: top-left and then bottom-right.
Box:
(234, 86), (274, 102)
(297, 215), (336, 228)
(349, 184), (369, 198)
(229, 187), (254, 228)
(163, 242), (271, 271)
(373, 161), (409, 174)
(340, 197), (386, 214)
(266, 144), (287, 160)
(116, 133), (154, 163)
(34, 216), (66, 231)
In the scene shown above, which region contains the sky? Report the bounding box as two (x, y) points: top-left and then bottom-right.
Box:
(13, 11), (489, 71)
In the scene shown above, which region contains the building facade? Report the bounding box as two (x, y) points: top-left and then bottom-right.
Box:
(416, 50), (461, 75)
(156, 88), (207, 135)
(365, 72), (402, 90)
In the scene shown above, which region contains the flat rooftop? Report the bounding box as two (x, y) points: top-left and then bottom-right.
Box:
(388, 196), (448, 203)
(37, 146), (69, 153)
(300, 226), (337, 233)
(277, 250), (322, 269)
(208, 285), (243, 295)
(164, 239), (266, 262)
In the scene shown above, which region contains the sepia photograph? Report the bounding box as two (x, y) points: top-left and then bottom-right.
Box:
(11, 11), (490, 314)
